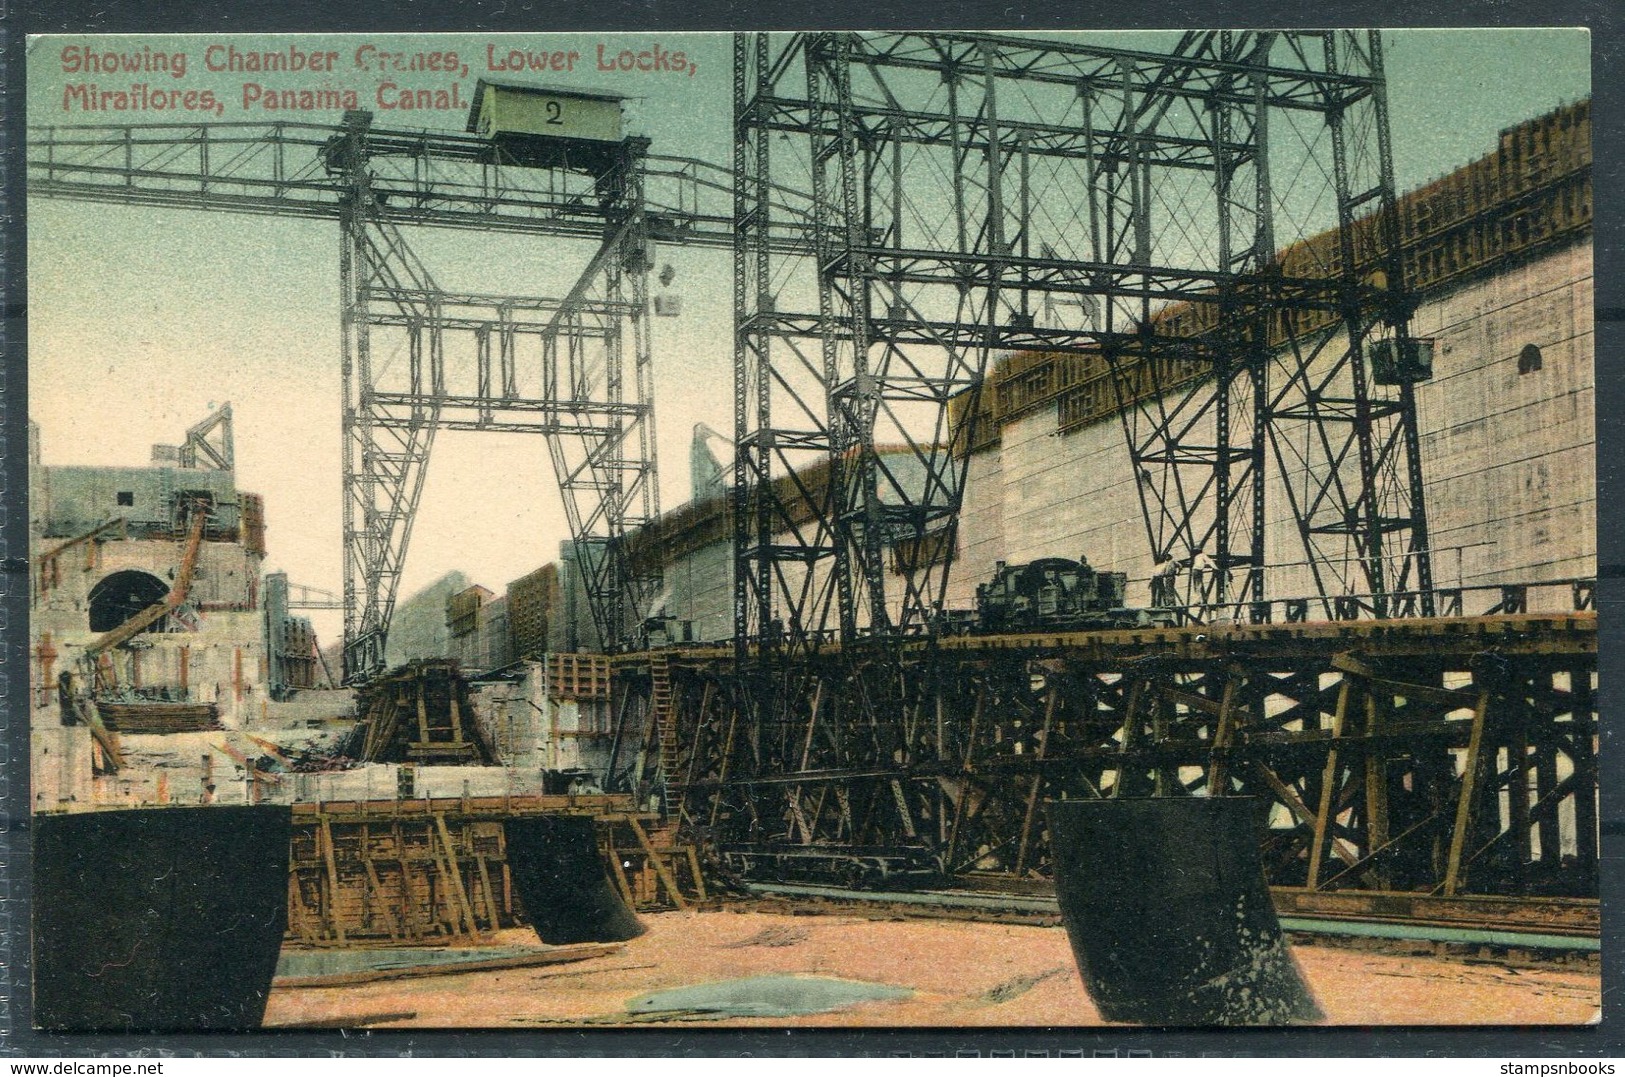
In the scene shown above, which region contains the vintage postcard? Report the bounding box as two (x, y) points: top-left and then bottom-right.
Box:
(23, 28), (1597, 1034)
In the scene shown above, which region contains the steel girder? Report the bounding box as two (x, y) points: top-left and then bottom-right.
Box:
(30, 118), (797, 680)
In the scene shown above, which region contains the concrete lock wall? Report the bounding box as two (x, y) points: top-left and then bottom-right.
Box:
(951, 238), (1595, 610)
(637, 237), (1594, 628)
(33, 539), (269, 723)
(1413, 241), (1594, 587)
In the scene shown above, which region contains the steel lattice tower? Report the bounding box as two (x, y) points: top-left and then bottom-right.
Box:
(733, 30), (1434, 652)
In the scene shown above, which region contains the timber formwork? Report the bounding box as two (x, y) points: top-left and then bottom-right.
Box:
(613, 612), (1597, 921)
(349, 660), (491, 765)
(286, 795), (707, 946)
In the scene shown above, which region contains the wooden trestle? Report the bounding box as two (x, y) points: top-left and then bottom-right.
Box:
(610, 613), (1598, 921)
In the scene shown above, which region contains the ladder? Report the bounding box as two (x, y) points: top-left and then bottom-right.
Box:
(650, 653), (680, 818)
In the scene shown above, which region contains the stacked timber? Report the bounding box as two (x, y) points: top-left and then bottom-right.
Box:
(96, 700), (221, 734)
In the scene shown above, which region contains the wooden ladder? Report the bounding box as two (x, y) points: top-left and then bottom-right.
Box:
(650, 653), (680, 817)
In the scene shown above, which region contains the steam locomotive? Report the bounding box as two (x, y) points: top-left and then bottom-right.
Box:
(970, 554), (1171, 632)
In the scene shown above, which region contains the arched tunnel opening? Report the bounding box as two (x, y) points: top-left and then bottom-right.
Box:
(88, 570), (170, 633)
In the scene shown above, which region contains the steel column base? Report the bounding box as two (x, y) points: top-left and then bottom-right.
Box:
(1047, 797), (1322, 1026)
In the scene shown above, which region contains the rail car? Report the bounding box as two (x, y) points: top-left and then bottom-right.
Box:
(971, 555), (1172, 633)
(720, 843), (944, 891)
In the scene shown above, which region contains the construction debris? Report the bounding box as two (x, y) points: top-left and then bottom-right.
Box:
(273, 943), (624, 988)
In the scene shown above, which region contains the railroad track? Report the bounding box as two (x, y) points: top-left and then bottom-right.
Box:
(740, 882), (1600, 969)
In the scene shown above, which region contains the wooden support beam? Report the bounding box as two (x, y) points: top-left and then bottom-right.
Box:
(834, 785), (855, 842)
(685, 844), (709, 902)
(361, 856), (402, 942)
(1206, 673), (1241, 792)
(1151, 683), (1175, 796)
(1253, 761), (1358, 868)
(433, 813), (481, 939)
(1510, 705), (1534, 877)
(1014, 683), (1059, 877)
(1363, 687), (1390, 886)
(631, 673), (662, 791)
(962, 687), (985, 770)
(287, 872), (318, 944)
(273, 944), (625, 989)
(1569, 666), (1599, 869)
(945, 777), (973, 872)
(683, 680), (717, 794)
(1158, 685), (1221, 715)
(708, 705), (740, 829)
(1114, 678), (1146, 798)
(78, 698), (125, 774)
(1443, 690), (1493, 896)
(787, 792), (815, 845)
(448, 686), (467, 745)
(1535, 730), (1562, 868)
(1316, 811), (1444, 891)
(415, 682), (432, 745)
(890, 778), (918, 839)
(394, 822), (423, 941)
(500, 825), (515, 917)
(604, 834), (639, 909)
(626, 816), (688, 910)
(786, 680), (826, 844)
(1331, 652), (1480, 709)
(474, 853), (501, 931)
(317, 814), (347, 944)
(943, 683), (987, 871)
(1307, 678), (1353, 889)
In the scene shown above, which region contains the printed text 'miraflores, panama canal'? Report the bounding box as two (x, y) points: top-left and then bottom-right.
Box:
(51, 40), (699, 119)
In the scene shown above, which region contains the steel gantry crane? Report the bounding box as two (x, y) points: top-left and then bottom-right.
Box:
(732, 30), (1436, 657)
(33, 30), (1436, 684)
(29, 103), (802, 680)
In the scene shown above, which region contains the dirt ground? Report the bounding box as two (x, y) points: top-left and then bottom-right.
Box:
(261, 908), (1601, 1029)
